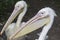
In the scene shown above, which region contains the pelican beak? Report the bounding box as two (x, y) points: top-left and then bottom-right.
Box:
(0, 6), (24, 35)
(9, 13), (50, 39)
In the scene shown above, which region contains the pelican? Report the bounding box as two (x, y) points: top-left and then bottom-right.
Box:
(0, 1), (27, 35)
(0, 0), (27, 40)
(0, 1), (57, 40)
(37, 7), (57, 40)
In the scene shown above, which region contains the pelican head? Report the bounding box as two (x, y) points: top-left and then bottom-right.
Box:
(15, 1), (25, 7)
(14, 1), (26, 13)
(13, 1), (27, 15)
(37, 7), (57, 18)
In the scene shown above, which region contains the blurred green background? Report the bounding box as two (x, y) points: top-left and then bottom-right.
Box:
(0, 0), (60, 40)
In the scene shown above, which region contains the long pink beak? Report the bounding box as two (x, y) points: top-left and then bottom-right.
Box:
(9, 12), (45, 39)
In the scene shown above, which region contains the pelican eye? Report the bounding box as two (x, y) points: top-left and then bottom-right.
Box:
(40, 12), (44, 15)
(41, 11), (45, 14)
(17, 6), (19, 7)
(41, 12), (44, 14)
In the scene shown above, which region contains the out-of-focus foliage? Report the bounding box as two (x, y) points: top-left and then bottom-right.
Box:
(0, 0), (21, 22)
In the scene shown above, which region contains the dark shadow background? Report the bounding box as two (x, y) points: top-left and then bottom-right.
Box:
(0, 0), (60, 40)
